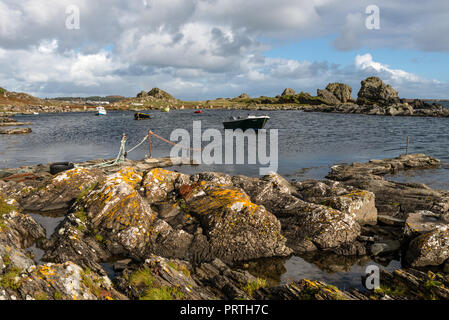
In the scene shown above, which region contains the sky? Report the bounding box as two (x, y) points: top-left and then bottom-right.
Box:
(0, 0), (448, 100)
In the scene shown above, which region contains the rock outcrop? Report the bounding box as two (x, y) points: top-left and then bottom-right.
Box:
(326, 83), (353, 103)
(317, 88), (340, 105)
(357, 76), (399, 106)
(147, 88), (175, 100)
(317, 83), (353, 105)
(281, 88), (296, 96)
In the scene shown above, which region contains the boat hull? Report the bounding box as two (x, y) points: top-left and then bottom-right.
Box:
(134, 112), (151, 120)
(223, 117), (269, 130)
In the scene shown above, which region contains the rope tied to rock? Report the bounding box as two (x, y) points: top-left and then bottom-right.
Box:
(74, 129), (202, 169)
(148, 130), (203, 152)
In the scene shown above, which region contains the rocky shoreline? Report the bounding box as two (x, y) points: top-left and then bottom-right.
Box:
(0, 154), (448, 300)
(1, 77), (448, 118)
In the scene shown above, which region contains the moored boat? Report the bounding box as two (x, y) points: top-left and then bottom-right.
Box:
(134, 112), (151, 120)
(96, 106), (107, 116)
(223, 115), (270, 130)
(161, 107), (170, 112)
(194, 110), (203, 114)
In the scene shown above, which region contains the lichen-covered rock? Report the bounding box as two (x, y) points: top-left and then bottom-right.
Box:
(295, 180), (377, 226)
(231, 173), (301, 217)
(255, 279), (354, 300)
(20, 167), (104, 212)
(192, 172), (233, 187)
(366, 268), (449, 300)
(0, 261), (126, 300)
(81, 167), (156, 257)
(0, 197), (45, 249)
(142, 168), (189, 203)
(0, 244), (35, 271)
(406, 226), (449, 267)
(404, 211), (447, 238)
(182, 182), (291, 263)
(232, 174), (362, 253)
(115, 254), (263, 300)
(41, 214), (109, 274)
(282, 202), (361, 252)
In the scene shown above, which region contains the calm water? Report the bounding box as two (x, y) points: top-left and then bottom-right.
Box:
(2, 109), (449, 290)
(2, 109), (449, 188)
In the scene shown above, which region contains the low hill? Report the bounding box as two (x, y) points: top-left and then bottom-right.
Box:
(0, 86), (50, 107)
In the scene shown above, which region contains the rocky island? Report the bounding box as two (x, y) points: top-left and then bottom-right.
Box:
(1, 153), (448, 300)
(1, 77), (448, 118)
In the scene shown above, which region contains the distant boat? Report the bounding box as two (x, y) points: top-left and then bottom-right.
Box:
(161, 107), (170, 113)
(223, 115), (270, 130)
(96, 106), (107, 116)
(134, 112), (151, 120)
(194, 110), (203, 114)
(33, 112), (39, 115)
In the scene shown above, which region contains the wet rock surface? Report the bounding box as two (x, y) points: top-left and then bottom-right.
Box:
(1, 153), (449, 300)
(326, 154), (448, 219)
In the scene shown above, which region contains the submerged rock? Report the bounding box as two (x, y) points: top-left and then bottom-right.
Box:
(370, 240), (401, 256)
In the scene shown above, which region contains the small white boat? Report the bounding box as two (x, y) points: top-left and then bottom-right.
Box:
(96, 106), (107, 116)
(33, 112), (39, 115)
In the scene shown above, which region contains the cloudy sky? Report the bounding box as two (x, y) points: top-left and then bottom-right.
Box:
(0, 0), (448, 99)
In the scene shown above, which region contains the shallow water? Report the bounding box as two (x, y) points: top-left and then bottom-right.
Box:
(2, 109), (448, 290)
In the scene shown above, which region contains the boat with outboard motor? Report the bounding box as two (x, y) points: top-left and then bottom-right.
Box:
(223, 115), (270, 130)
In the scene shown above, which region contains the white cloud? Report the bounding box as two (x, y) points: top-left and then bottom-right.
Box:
(355, 53), (421, 82)
(0, 0), (448, 99)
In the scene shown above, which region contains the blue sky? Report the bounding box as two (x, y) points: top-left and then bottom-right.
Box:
(0, 0), (448, 99)
(263, 36), (449, 82)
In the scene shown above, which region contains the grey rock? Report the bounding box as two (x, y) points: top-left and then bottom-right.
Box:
(370, 240), (401, 256)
